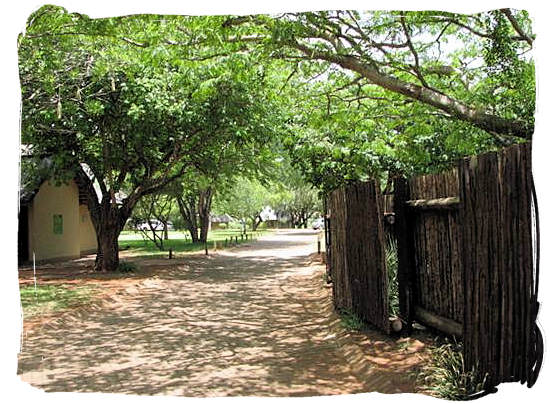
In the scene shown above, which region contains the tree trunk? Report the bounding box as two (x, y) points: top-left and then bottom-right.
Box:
(289, 213), (298, 228)
(301, 211), (312, 228)
(162, 221), (169, 240)
(75, 168), (131, 272)
(198, 187), (213, 243)
(298, 212), (306, 228)
(189, 226), (199, 243)
(199, 216), (209, 243)
(177, 195), (200, 243)
(94, 196), (133, 271)
(252, 215), (262, 231)
(95, 226), (121, 272)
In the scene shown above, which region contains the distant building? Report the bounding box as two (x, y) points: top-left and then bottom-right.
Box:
(259, 206), (277, 222)
(209, 213), (234, 230)
(260, 206), (290, 228)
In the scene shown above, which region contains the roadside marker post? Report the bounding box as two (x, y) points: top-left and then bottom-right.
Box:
(33, 251), (37, 295)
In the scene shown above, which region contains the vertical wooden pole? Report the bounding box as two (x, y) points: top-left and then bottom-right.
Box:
(459, 151), (501, 387)
(394, 177), (415, 334)
(324, 195), (331, 283)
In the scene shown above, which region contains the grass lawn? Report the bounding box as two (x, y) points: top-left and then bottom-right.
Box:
(20, 284), (97, 318)
(118, 228), (269, 257)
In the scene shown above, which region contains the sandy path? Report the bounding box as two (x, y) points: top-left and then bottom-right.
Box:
(18, 229), (427, 396)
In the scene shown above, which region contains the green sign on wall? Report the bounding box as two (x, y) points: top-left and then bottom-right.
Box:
(53, 214), (63, 235)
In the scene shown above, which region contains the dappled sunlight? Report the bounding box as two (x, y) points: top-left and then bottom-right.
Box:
(18, 229), (429, 396)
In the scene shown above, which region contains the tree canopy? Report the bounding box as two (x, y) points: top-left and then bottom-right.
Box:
(227, 10), (534, 137)
(18, 6), (536, 267)
(229, 9), (535, 191)
(18, 6), (283, 269)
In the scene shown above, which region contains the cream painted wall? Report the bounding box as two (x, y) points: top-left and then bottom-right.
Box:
(79, 204), (97, 253)
(28, 180), (80, 261)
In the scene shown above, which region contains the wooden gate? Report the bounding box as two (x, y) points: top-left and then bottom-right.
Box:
(327, 181), (389, 334)
(459, 143), (542, 387)
(324, 143), (542, 388)
(394, 169), (463, 336)
(393, 142), (542, 388)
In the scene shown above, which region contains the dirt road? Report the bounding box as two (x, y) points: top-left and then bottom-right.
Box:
(18, 230), (428, 396)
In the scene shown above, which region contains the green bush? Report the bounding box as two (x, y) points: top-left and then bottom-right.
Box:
(420, 339), (488, 400)
(118, 261), (137, 273)
(386, 237), (399, 317)
(227, 221), (244, 230)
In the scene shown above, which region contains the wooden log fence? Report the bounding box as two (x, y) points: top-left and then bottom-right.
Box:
(325, 142), (542, 389)
(394, 177), (415, 333)
(458, 143), (542, 387)
(327, 181), (390, 334)
(404, 167), (463, 325)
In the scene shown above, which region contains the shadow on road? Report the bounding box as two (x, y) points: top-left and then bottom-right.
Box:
(18, 230), (429, 396)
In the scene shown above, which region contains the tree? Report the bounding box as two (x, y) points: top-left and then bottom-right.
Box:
(224, 9), (535, 141)
(19, 6), (276, 270)
(214, 177), (271, 232)
(131, 193), (176, 250)
(219, 11), (532, 192)
(173, 97), (280, 244)
(276, 185), (321, 228)
(280, 75), (499, 192)
(19, 7), (536, 270)
(174, 173), (214, 244)
(269, 162), (322, 228)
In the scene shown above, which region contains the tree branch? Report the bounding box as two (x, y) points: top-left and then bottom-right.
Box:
(400, 15), (431, 89)
(289, 40), (531, 138)
(501, 8), (534, 46)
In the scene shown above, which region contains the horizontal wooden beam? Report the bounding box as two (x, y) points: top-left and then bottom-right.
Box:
(414, 305), (463, 337)
(406, 196), (460, 210)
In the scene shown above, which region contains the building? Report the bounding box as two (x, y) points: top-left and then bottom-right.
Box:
(209, 213), (234, 230)
(259, 206), (278, 222)
(259, 206), (292, 228)
(18, 166), (97, 263)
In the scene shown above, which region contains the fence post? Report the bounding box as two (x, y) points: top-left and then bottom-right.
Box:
(394, 177), (415, 334)
(324, 195), (331, 283)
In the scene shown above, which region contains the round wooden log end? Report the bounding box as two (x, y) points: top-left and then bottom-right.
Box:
(391, 318), (403, 333)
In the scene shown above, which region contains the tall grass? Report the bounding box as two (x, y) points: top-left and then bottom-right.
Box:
(339, 309), (366, 331)
(419, 339), (489, 400)
(118, 261), (137, 273)
(386, 237), (399, 317)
